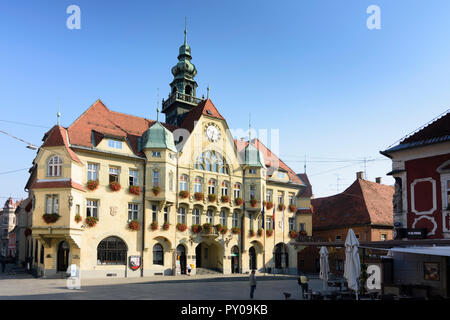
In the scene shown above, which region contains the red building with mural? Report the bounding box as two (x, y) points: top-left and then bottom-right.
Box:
(381, 110), (450, 239)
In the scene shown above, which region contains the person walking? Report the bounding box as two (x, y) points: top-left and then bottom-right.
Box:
(299, 273), (309, 299)
(187, 263), (192, 276)
(249, 270), (257, 299)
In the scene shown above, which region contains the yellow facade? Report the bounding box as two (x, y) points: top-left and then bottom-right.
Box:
(25, 109), (312, 279)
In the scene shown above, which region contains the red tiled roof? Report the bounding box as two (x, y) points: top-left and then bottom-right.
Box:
(66, 99), (177, 156)
(234, 138), (303, 185)
(312, 178), (394, 230)
(297, 173), (313, 197)
(180, 99), (225, 133)
(30, 179), (86, 192)
(41, 125), (82, 164)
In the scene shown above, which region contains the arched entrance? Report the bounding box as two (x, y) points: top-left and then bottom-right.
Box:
(177, 244), (187, 274)
(231, 246), (240, 273)
(249, 246), (257, 271)
(274, 243), (289, 270)
(195, 243), (202, 267)
(57, 241), (70, 272)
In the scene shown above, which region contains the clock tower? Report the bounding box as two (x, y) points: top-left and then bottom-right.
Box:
(162, 20), (204, 126)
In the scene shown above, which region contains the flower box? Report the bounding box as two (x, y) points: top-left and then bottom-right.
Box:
(219, 226), (228, 235)
(74, 214), (82, 223)
(150, 221), (158, 231)
(24, 228), (32, 237)
(249, 229), (255, 237)
(162, 223), (170, 230)
(234, 197), (243, 206)
(194, 192), (204, 201)
(221, 195), (230, 203)
(87, 180), (99, 191)
(208, 194), (216, 202)
(176, 223), (187, 232)
(299, 231), (307, 236)
(129, 220), (141, 231)
(43, 213), (60, 224)
(109, 181), (121, 192)
(179, 191), (189, 199)
(266, 229), (274, 237)
(278, 204), (286, 211)
(289, 230), (298, 239)
(265, 201), (274, 210)
(85, 216), (99, 227)
(191, 224), (202, 233)
(129, 185), (141, 195)
(257, 229), (263, 237)
(288, 205), (297, 213)
(202, 223), (213, 232)
(250, 199), (258, 208)
(152, 186), (161, 196)
(231, 227), (241, 234)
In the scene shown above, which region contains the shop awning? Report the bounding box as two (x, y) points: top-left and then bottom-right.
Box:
(389, 246), (450, 257)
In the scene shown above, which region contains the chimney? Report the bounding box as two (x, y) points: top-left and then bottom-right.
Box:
(356, 171), (364, 180)
(375, 177), (382, 184)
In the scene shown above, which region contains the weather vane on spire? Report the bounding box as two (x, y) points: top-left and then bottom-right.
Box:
(156, 88), (160, 122)
(184, 16), (187, 45)
(57, 99), (61, 125)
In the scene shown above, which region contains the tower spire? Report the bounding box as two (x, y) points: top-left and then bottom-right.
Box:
(184, 16), (187, 45)
(57, 99), (61, 126)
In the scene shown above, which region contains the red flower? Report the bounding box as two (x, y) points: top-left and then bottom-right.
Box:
(85, 216), (99, 227)
(74, 214), (82, 223)
(129, 185), (141, 195)
(191, 224), (202, 233)
(266, 229), (273, 237)
(87, 180), (99, 191)
(231, 227), (241, 234)
(278, 204), (286, 211)
(221, 195), (230, 203)
(250, 199), (258, 208)
(150, 221), (158, 231)
(265, 201), (274, 210)
(179, 191), (189, 199)
(235, 198), (243, 206)
(43, 213), (60, 224)
(109, 181), (121, 192)
(289, 230), (298, 239)
(257, 229), (263, 237)
(288, 205), (297, 213)
(176, 223), (187, 232)
(162, 223), (170, 230)
(208, 194), (216, 202)
(194, 192), (204, 201)
(129, 220), (141, 231)
(249, 229), (255, 237)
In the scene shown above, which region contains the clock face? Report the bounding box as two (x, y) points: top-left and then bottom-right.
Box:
(205, 124), (221, 142)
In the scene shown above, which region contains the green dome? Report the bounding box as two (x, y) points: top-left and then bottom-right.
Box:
(245, 143), (266, 168)
(140, 122), (177, 152)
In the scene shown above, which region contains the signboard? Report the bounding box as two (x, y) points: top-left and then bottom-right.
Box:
(365, 263), (382, 292)
(406, 228), (427, 239)
(129, 256), (141, 271)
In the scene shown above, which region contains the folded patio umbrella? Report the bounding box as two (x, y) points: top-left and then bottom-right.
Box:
(344, 228), (361, 300)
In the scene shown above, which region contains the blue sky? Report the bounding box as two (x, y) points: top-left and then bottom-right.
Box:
(1, 0), (450, 201)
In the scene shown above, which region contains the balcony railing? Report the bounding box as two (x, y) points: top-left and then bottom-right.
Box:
(162, 92), (204, 111)
(200, 228), (219, 238)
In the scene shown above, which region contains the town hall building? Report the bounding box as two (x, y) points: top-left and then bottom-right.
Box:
(21, 28), (312, 278)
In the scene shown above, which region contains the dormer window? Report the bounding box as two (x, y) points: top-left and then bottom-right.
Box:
(108, 139), (123, 149)
(152, 151), (161, 157)
(47, 156), (62, 177)
(276, 171), (286, 179)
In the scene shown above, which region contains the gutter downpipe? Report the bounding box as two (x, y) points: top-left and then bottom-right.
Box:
(141, 160), (146, 277)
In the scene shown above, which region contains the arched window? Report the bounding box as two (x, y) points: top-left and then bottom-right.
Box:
(221, 181), (229, 196)
(185, 85), (192, 96)
(153, 244), (164, 265)
(234, 183), (241, 198)
(97, 237), (127, 265)
(177, 207), (186, 224)
(208, 179), (216, 194)
(47, 156), (62, 177)
(195, 151), (229, 174)
(194, 177), (202, 193)
(179, 174), (188, 191)
(232, 212), (239, 228)
(206, 209), (214, 224)
(219, 210), (227, 226)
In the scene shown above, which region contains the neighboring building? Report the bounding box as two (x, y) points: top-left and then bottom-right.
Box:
(14, 197), (33, 267)
(380, 109), (450, 298)
(381, 110), (450, 239)
(23, 29), (312, 278)
(297, 172), (394, 275)
(0, 197), (20, 257)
